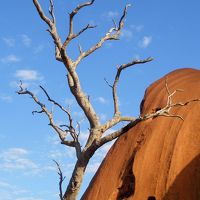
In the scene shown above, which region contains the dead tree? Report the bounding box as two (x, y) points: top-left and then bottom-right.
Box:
(17, 1), (200, 200)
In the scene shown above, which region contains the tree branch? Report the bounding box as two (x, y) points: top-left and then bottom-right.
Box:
(67, 73), (100, 129)
(18, 82), (82, 157)
(99, 81), (200, 146)
(17, 82), (77, 147)
(33, 0), (52, 26)
(74, 4), (131, 66)
(53, 160), (65, 200)
(100, 57), (153, 133)
(49, 0), (56, 24)
(62, 0), (96, 48)
(112, 57), (153, 116)
(39, 85), (74, 128)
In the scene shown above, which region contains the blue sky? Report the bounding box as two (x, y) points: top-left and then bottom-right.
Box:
(0, 0), (200, 199)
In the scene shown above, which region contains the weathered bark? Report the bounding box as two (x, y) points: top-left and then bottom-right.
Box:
(63, 148), (96, 200)
(63, 159), (87, 200)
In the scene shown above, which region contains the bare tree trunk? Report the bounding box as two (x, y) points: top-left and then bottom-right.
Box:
(20, 1), (200, 200)
(63, 155), (90, 200)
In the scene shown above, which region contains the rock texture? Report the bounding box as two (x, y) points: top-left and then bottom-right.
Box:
(82, 68), (200, 200)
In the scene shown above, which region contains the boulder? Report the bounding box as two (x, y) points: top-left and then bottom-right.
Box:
(82, 68), (200, 200)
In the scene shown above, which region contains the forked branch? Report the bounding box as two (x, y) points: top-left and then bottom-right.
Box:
(17, 82), (78, 149)
(100, 57), (153, 133)
(112, 57), (153, 116)
(98, 81), (200, 147)
(75, 4), (131, 66)
(39, 85), (74, 128)
(53, 160), (65, 200)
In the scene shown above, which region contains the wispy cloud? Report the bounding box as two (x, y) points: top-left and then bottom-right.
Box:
(0, 148), (55, 176)
(130, 24), (144, 32)
(15, 69), (43, 81)
(139, 36), (152, 48)
(65, 98), (74, 106)
(34, 44), (44, 54)
(0, 180), (28, 199)
(0, 181), (44, 200)
(47, 135), (60, 145)
(0, 54), (21, 64)
(9, 80), (30, 89)
(103, 11), (119, 19)
(95, 97), (108, 104)
(121, 29), (133, 40)
(0, 148), (38, 171)
(0, 95), (13, 103)
(2, 37), (15, 47)
(20, 34), (32, 47)
(49, 150), (63, 159)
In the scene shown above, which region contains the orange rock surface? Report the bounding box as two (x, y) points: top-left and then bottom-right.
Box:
(82, 68), (200, 200)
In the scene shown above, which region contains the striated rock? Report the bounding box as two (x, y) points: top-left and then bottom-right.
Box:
(82, 68), (200, 200)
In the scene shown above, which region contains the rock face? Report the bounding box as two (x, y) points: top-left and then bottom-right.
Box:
(82, 68), (200, 200)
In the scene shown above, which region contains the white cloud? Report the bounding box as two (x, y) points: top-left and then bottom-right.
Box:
(49, 150), (63, 159)
(47, 135), (60, 145)
(106, 11), (119, 18)
(0, 95), (13, 103)
(0, 148), (55, 176)
(0, 148), (39, 172)
(0, 180), (44, 200)
(0, 54), (21, 64)
(139, 36), (152, 48)
(20, 34), (32, 47)
(130, 24), (144, 32)
(96, 97), (108, 104)
(0, 181), (13, 189)
(15, 69), (43, 81)
(2, 37), (15, 47)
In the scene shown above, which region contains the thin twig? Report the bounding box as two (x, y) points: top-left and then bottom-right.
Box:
(53, 160), (65, 200)
(49, 0), (56, 24)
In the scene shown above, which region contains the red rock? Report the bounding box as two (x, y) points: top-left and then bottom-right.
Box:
(82, 68), (200, 200)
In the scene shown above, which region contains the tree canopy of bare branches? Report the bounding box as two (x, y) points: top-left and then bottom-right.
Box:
(17, 1), (200, 200)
